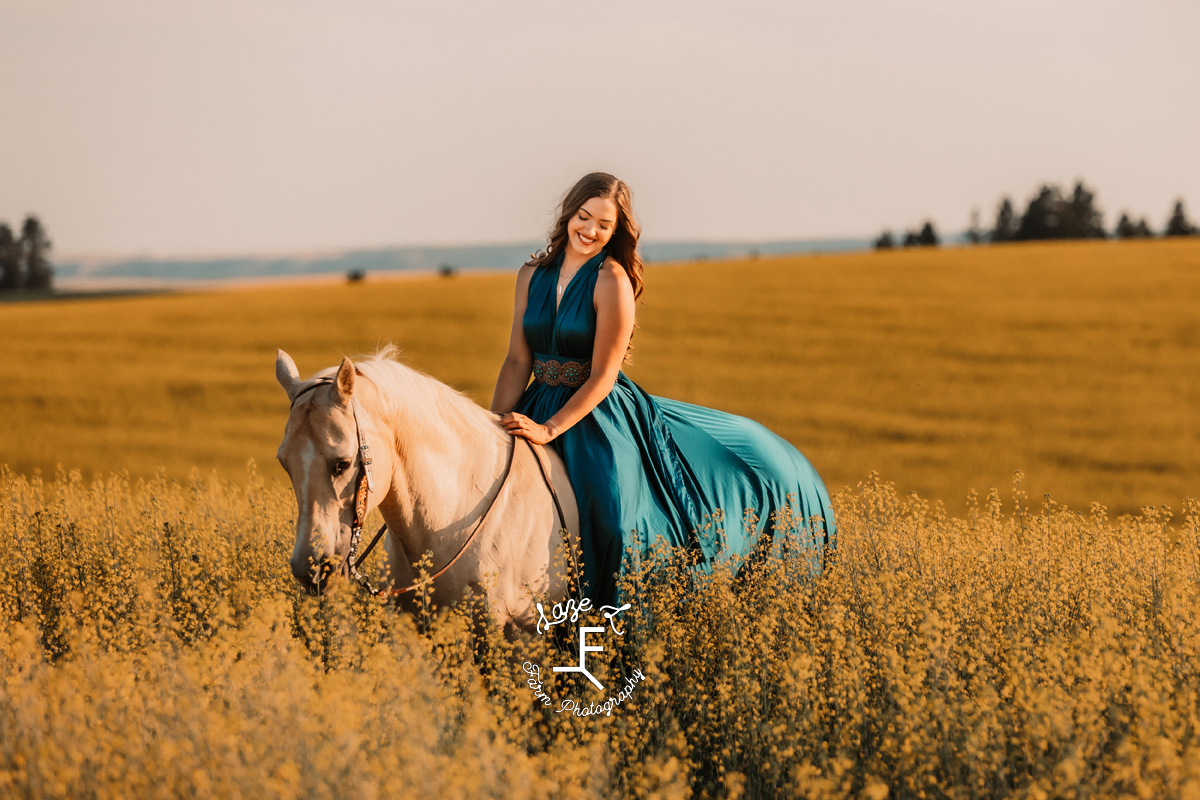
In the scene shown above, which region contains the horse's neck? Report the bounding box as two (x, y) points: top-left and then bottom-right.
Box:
(370, 384), (506, 559)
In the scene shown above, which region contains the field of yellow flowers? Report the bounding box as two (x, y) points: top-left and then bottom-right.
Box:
(3, 462), (1199, 799)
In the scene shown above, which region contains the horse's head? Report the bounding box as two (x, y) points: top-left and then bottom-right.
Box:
(274, 349), (391, 595)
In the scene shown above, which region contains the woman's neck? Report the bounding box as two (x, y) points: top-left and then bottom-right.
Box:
(561, 247), (600, 273)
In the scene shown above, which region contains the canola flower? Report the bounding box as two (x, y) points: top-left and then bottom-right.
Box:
(1, 463), (1199, 799)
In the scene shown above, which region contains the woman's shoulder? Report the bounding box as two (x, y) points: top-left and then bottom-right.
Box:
(595, 256), (633, 303)
(512, 263), (541, 309)
(515, 261), (539, 285)
(597, 256), (630, 284)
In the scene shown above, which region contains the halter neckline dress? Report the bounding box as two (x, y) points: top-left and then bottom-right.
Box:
(513, 250), (835, 604)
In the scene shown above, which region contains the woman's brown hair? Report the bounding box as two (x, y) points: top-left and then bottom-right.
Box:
(525, 172), (644, 302)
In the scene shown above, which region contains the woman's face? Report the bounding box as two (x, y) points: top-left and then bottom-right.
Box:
(566, 196), (619, 260)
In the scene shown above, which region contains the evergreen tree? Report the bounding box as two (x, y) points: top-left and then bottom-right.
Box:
(1165, 200), (1197, 237)
(1014, 181), (1106, 241)
(20, 216), (53, 290)
(0, 223), (18, 291)
(902, 230), (921, 247)
(873, 230), (895, 250)
(1014, 185), (1062, 240)
(1115, 213), (1135, 238)
(917, 221), (939, 247)
(1115, 212), (1154, 239)
(1066, 181), (1107, 239)
(991, 197), (1017, 242)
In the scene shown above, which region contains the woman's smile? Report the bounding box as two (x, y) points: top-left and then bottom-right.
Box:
(565, 196), (618, 257)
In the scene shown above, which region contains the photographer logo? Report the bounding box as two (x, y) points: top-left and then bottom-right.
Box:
(521, 597), (645, 718)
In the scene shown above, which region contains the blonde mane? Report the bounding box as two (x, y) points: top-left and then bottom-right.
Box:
(311, 345), (507, 446)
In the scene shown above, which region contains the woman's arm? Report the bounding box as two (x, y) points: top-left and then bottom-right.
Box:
(490, 265), (536, 415)
(501, 260), (635, 443)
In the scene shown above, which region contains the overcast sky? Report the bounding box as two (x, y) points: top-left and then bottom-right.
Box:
(1, 0), (1197, 257)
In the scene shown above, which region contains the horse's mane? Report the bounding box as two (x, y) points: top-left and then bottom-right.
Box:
(309, 345), (507, 446)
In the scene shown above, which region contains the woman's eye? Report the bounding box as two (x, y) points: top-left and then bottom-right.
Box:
(331, 459), (351, 477)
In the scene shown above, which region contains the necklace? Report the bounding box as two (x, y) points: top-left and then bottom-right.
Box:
(557, 266), (578, 298)
(557, 250), (600, 300)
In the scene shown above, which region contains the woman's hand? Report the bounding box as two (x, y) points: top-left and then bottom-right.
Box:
(500, 412), (557, 444)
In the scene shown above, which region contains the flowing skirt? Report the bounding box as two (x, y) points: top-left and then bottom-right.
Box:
(513, 372), (836, 605)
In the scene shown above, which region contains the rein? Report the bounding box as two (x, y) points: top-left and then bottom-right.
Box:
(289, 376), (575, 599)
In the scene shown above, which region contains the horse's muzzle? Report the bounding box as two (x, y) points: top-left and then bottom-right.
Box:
(291, 558), (341, 597)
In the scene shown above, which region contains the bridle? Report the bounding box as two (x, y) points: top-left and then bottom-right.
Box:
(288, 375), (576, 599)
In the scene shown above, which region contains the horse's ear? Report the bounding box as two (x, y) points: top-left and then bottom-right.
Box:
(334, 357), (355, 404)
(276, 349), (302, 401)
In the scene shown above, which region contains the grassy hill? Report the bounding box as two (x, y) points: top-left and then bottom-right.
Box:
(3, 238), (1198, 515)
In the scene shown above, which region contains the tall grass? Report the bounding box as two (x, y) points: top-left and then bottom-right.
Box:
(2, 464), (1199, 798)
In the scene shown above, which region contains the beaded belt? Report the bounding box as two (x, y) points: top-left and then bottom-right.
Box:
(533, 355), (591, 388)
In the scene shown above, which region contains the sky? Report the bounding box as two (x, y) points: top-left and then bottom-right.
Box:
(1, 0), (1197, 257)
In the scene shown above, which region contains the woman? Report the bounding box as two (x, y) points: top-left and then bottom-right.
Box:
(491, 172), (835, 605)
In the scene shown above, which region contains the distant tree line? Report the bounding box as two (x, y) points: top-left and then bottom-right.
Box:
(0, 216), (54, 291)
(875, 182), (1198, 251)
(874, 221), (939, 250)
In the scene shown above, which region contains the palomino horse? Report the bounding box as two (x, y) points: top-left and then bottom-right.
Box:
(274, 347), (581, 637)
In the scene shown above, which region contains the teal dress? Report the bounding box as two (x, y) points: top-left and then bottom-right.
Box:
(513, 250), (835, 604)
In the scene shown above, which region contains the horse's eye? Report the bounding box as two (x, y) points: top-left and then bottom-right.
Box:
(331, 459), (352, 477)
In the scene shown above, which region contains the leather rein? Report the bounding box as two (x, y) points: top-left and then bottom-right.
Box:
(289, 376), (572, 598)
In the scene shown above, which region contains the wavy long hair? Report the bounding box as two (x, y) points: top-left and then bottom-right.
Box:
(525, 172), (644, 302)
